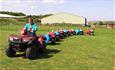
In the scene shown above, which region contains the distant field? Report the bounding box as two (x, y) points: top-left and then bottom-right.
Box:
(0, 25), (115, 70)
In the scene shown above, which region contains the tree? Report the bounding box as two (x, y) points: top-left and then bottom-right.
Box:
(0, 11), (26, 16)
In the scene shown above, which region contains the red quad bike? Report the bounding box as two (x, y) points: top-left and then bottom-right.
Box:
(68, 29), (72, 36)
(85, 29), (94, 36)
(58, 32), (64, 39)
(6, 29), (46, 59)
(54, 31), (60, 41)
(71, 29), (76, 35)
(59, 30), (66, 38)
(68, 29), (76, 36)
(49, 32), (56, 44)
(38, 35), (47, 53)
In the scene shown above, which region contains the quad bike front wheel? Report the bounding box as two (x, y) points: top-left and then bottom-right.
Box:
(90, 32), (94, 36)
(80, 31), (84, 35)
(6, 44), (16, 57)
(73, 31), (76, 35)
(26, 46), (37, 59)
(56, 36), (60, 41)
(51, 38), (56, 44)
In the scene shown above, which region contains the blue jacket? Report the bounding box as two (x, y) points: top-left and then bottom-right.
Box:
(24, 23), (38, 36)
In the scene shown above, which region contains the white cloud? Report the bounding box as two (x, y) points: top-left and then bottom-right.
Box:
(0, 0), (65, 10)
(41, 0), (65, 4)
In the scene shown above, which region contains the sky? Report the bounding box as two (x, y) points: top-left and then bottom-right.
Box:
(0, 0), (115, 21)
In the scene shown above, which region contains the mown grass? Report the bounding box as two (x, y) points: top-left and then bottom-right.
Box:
(0, 25), (115, 70)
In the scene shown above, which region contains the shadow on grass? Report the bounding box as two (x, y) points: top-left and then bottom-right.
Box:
(47, 42), (61, 45)
(58, 39), (65, 42)
(14, 49), (61, 60)
(31, 49), (61, 60)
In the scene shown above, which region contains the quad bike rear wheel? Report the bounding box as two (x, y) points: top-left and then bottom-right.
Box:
(39, 41), (47, 53)
(80, 31), (84, 35)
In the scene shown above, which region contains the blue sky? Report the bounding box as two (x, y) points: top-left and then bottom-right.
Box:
(0, 0), (115, 21)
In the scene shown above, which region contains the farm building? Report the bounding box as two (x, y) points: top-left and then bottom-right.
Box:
(97, 21), (115, 29)
(106, 22), (115, 29)
(0, 14), (16, 18)
(0, 13), (26, 22)
(41, 12), (88, 25)
(89, 21), (115, 29)
(0, 13), (25, 18)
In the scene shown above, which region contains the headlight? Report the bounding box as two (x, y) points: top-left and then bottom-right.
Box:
(72, 30), (74, 31)
(91, 30), (94, 32)
(23, 39), (27, 42)
(9, 37), (13, 41)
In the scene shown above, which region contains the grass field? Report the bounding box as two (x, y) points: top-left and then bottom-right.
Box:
(0, 25), (115, 70)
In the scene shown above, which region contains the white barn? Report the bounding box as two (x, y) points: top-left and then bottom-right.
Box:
(41, 12), (87, 25)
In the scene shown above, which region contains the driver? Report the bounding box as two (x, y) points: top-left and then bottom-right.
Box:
(23, 16), (38, 37)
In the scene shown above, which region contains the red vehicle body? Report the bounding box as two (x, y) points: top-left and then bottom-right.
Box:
(49, 32), (56, 44)
(68, 29), (76, 35)
(84, 29), (94, 36)
(6, 29), (46, 59)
